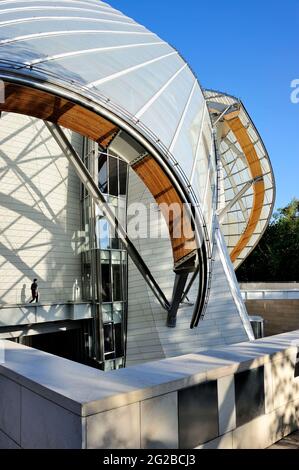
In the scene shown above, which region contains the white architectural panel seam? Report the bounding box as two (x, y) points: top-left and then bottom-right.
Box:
(0, 0), (113, 9)
(0, 30), (156, 46)
(25, 41), (165, 66)
(189, 105), (207, 184)
(0, 16), (142, 28)
(135, 63), (188, 119)
(202, 138), (216, 211)
(0, 6), (131, 22)
(86, 51), (178, 88)
(168, 79), (198, 154)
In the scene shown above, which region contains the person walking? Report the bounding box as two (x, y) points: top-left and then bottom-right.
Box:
(29, 278), (39, 303)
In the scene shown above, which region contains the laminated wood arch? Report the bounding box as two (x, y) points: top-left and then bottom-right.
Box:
(224, 114), (265, 264)
(0, 81), (197, 266)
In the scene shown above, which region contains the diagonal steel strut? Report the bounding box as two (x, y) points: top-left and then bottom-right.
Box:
(44, 121), (170, 311)
(217, 176), (264, 223)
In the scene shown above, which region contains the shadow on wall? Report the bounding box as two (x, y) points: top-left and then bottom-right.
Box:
(214, 345), (299, 449)
(0, 115), (83, 305)
(267, 352), (299, 446)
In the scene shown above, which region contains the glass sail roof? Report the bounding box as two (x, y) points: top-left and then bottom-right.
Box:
(204, 89), (275, 269)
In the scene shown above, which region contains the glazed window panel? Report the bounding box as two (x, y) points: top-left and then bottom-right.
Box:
(101, 257), (112, 302)
(114, 323), (124, 358)
(109, 156), (118, 196)
(98, 154), (108, 193)
(82, 251), (92, 301)
(119, 159), (128, 196)
(102, 304), (113, 323)
(113, 303), (123, 324)
(103, 322), (115, 360)
(96, 217), (110, 250)
(112, 252), (124, 302)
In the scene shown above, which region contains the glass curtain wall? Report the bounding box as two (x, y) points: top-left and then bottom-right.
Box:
(81, 141), (128, 371)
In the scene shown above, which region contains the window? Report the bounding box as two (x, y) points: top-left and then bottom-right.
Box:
(112, 263), (122, 301)
(114, 323), (123, 358)
(100, 251), (126, 302)
(82, 147), (128, 368)
(104, 322), (115, 360)
(102, 304), (113, 323)
(82, 252), (92, 300)
(98, 154), (108, 193)
(101, 254), (112, 302)
(113, 303), (123, 324)
(103, 321), (123, 360)
(98, 153), (128, 198)
(119, 159), (127, 195)
(109, 157), (118, 196)
(96, 217), (109, 250)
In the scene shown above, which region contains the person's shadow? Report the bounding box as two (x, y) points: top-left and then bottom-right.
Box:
(21, 284), (26, 304)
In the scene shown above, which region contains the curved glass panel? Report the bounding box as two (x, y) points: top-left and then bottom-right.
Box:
(204, 89), (275, 269)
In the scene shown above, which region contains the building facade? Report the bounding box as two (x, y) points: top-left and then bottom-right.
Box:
(0, 0), (275, 371)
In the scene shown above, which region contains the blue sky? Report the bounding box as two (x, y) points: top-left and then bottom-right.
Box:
(108, 0), (298, 210)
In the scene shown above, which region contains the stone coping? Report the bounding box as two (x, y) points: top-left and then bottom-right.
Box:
(0, 330), (299, 418)
(243, 289), (299, 293)
(0, 301), (91, 309)
(240, 282), (299, 291)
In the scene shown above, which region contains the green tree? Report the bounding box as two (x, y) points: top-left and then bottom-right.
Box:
(237, 198), (299, 282)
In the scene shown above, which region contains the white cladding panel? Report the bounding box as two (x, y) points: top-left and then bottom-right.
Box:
(0, 112), (82, 304)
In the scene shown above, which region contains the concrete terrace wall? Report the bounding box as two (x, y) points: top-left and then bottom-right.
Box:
(0, 112), (83, 304)
(1, 331), (299, 449)
(241, 284), (299, 336)
(246, 299), (299, 337)
(126, 170), (252, 366)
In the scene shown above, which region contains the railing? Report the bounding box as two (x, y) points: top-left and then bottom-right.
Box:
(242, 289), (299, 301)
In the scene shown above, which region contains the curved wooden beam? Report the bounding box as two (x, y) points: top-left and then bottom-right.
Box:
(132, 155), (197, 264)
(0, 81), (197, 266)
(224, 115), (265, 263)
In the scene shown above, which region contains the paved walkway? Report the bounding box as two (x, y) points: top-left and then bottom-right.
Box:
(269, 431), (299, 449)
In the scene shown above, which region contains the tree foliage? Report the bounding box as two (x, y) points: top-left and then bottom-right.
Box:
(236, 198), (299, 282)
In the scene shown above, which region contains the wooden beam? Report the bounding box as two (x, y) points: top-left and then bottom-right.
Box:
(224, 115), (265, 263)
(133, 155), (197, 264)
(0, 81), (196, 265)
(0, 82), (118, 148)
